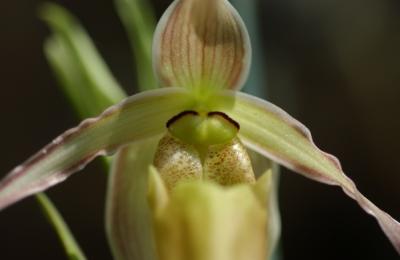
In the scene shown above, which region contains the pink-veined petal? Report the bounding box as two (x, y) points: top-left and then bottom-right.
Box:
(218, 91), (400, 254)
(153, 0), (251, 91)
(0, 88), (193, 211)
(106, 138), (160, 260)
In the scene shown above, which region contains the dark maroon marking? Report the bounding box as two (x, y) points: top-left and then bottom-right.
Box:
(207, 111), (240, 130)
(166, 110), (199, 128)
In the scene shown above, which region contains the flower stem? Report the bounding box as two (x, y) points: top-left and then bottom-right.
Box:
(36, 193), (87, 260)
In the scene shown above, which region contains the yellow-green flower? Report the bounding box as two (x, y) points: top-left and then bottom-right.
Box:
(0, 0), (399, 259)
(148, 166), (271, 260)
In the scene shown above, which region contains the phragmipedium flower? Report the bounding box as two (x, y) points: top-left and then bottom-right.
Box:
(1, 0), (400, 258)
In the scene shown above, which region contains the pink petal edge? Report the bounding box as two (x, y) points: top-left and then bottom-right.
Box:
(232, 91), (400, 254)
(0, 88), (189, 211)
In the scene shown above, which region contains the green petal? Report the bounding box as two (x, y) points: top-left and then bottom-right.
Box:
(219, 91), (400, 254)
(40, 3), (126, 118)
(0, 88), (192, 211)
(106, 139), (160, 260)
(114, 0), (158, 90)
(153, 0), (251, 91)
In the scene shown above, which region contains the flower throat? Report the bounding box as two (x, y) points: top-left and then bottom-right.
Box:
(153, 110), (255, 190)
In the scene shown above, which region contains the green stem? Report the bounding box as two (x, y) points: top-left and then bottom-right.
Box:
(36, 193), (87, 260)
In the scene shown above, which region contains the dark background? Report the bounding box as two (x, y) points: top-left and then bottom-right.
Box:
(0, 0), (399, 259)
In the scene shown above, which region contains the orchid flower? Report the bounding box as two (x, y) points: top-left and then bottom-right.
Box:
(1, 0), (400, 259)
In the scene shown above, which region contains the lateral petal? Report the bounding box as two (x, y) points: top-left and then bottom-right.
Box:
(219, 91), (400, 254)
(106, 138), (160, 260)
(153, 0), (251, 91)
(0, 88), (192, 211)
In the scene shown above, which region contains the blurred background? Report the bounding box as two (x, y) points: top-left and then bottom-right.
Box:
(0, 0), (399, 259)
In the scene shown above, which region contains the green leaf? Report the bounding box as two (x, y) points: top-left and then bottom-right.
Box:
(36, 193), (87, 260)
(0, 88), (193, 211)
(40, 3), (126, 118)
(106, 139), (160, 260)
(114, 0), (158, 91)
(39, 4), (128, 259)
